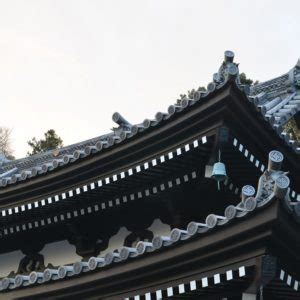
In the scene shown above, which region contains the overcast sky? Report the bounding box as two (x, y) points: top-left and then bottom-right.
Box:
(0, 0), (299, 158)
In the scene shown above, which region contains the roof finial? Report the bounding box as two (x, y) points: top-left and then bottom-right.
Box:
(112, 112), (132, 128)
(210, 50), (239, 88)
(224, 50), (234, 63)
(296, 58), (300, 69)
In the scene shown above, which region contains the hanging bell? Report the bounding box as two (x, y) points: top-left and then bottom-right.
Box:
(211, 162), (227, 182)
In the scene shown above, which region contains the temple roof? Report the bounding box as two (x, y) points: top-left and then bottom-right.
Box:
(249, 60), (300, 128)
(250, 59), (300, 98)
(0, 51), (299, 188)
(1, 150), (300, 295)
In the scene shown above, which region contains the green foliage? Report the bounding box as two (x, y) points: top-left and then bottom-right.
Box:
(197, 86), (207, 92)
(284, 118), (300, 142)
(177, 87), (207, 105)
(27, 129), (63, 156)
(239, 72), (259, 85)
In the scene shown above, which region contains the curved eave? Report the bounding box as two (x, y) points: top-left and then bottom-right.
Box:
(1, 148), (299, 296)
(0, 84), (232, 204)
(0, 80), (299, 206)
(5, 198), (300, 299)
(1, 50), (299, 193)
(229, 84), (300, 169)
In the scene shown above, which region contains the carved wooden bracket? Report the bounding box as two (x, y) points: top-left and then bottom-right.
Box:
(18, 253), (45, 274)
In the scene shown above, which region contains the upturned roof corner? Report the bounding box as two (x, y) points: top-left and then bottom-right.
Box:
(0, 51), (298, 189)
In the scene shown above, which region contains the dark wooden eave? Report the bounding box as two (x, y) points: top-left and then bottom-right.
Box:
(4, 198), (300, 300)
(0, 81), (298, 208)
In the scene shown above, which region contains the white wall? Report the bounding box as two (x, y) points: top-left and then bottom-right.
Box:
(0, 250), (24, 278)
(0, 218), (171, 277)
(40, 240), (81, 267)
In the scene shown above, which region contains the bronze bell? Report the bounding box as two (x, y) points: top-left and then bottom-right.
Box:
(211, 162), (227, 182)
(210, 150), (227, 190)
(211, 161), (227, 191)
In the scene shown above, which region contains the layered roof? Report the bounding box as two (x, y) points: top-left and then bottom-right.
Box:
(0, 51), (299, 189)
(1, 150), (300, 297)
(0, 51), (300, 297)
(249, 59), (300, 139)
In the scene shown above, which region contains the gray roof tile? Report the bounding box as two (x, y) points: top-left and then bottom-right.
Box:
(0, 51), (298, 187)
(1, 150), (296, 291)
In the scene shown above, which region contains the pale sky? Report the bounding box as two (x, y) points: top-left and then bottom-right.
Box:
(0, 0), (299, 158)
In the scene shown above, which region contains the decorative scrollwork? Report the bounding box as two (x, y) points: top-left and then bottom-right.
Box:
(18, 254), (44, 274)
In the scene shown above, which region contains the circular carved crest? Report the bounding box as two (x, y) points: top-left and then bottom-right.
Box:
(207, 82), (216, 92)
(43, 269), (52, 282)
(228, 64), (238, 76)
(152, 236), (163, 249)
(58, 266), (67, 279)
(244, 197), (257, 211)
(120, 247), (130, 260)
(225, 50), (235, 60)
(14, 275), (23, 287)
(73, 262), (83, 275)
(187, 222), (198, 235)
(242, 185), (256, 197)
(224, 205), (237, 220)
(206, 214), (218, 229)
(1, 278), (10, 290)
(276, 175), (290, 189)
(136, 242), (146, 255)
(29, 271), (38, 284)
(269, 150), (284, 163)
(104, 252), (114, 265)
(170, 229), (181, 242)
(88, 257), (98, 270)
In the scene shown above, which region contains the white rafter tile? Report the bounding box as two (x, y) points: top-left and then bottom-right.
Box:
(226, 270), (233, 280)
(193, 140), (199, 148)
(202, 277), (208, 287)
(239, 266), (246, 277)
(178, 284), (185, 294)
(167, 287), (173, 296)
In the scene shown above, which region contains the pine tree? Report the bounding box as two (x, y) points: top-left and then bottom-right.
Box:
(27, 129), (63, 156)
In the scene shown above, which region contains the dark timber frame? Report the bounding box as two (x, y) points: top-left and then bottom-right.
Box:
(5, 198), (300, 299)
(0, 84), (298, 207)
(0, 51), (299, 299)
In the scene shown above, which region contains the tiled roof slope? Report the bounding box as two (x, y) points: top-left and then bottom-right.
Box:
(0, 51), (299, 188)
(1, 150), (298, 292)
(249, 59), (300, 128)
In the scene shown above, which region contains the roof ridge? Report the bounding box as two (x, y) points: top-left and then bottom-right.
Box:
(0, 51), (298, 188)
